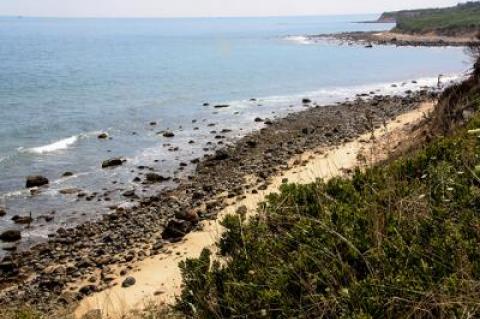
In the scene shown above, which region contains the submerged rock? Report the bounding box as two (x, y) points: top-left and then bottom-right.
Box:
(26, 175), (49, 188)
(102, 158), (124, 168)
(12, 215), (32, 224)
(97, 132), (108, 139)
(162, 131), (175, 138)
(0, 208), (6, 217)
(145, 173), (170, 183)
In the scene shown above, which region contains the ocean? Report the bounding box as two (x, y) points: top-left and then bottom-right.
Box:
(0, 15), (470, 247)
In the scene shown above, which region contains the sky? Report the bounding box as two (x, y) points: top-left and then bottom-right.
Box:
(0, 0), (462, 18)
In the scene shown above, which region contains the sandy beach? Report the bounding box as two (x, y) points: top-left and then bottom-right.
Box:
(75, 100), (436, 318)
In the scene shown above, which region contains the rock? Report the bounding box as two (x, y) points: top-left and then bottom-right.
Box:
(175, 209), (199, 223)
(26, 175), (49, 188)
(149, 121), (157, 126)
(97, 132), (108, 139)
(145, 173), (170, 183)
(0, 230), (21, 242)
(59, 188), (81, 195)
(62, 171), (74, 177)
(0, 261), (16, 273)
(162, 131), (175, 138)
(246, 140), (257, 148)
(0, 208), (5, 217)
(213, 104), (229, 108)
(302, 98), (312, 104)
(122, 190), (136, 197)
(162, 219), (192, 239)
(102, 158), (124, 168)
(122, 276), (136, 288)
(254, 117), (263, 122)
(12, 215), (32, 224)
(264, 119), (273, 125)
(235, 205), (247, 216)
(211, 149), (230, 161)
(79, 285), (97, 296)
(202, 102), (210, 106)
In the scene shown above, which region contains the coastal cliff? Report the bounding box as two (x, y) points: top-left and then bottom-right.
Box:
(377, 1), (480, 36)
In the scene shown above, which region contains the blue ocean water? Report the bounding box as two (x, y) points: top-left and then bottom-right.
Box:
(0, 15), (471, 244)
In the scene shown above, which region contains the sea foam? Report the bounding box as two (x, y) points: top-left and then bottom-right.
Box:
(22, 135), (79, 154)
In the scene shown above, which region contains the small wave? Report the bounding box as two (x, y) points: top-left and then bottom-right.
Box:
(21, 136), (79, 154)
(284, 35), (313, 45)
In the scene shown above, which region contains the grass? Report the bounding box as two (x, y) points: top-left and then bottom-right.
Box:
(174, 61), (480, 318)
(385, 2), (480, 36)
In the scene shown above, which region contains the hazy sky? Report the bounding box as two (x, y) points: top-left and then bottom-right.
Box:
(0, 0), (462, 18)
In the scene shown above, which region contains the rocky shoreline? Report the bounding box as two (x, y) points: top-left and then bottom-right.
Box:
(0, 88), (439, 315)
(309, 31), (480, 47)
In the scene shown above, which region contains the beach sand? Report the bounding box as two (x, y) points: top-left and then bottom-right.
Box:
(373, 31), (479, 44)
(75, 100), (435, 319)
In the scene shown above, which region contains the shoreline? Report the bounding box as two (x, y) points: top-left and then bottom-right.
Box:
(309, 31), (480, 47)
(0, 86), (440, 315)
(75, 99), (437, 319)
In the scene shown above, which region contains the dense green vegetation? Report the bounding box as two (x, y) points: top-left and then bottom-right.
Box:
(176, 62), (480, 318)
(380, 2), (480, 36)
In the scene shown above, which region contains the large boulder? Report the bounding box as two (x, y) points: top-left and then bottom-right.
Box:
(0, 230), (21, 242)
(102, 158), (124, 168)
(161, 219), (192, 239)
(26, 175), (49, 188)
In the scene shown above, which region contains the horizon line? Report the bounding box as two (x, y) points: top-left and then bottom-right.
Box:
(0, 12), (383, 20)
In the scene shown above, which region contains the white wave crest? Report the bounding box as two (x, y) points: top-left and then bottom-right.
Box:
(284, 35), (313, 45)
(22, 135), (79, 154)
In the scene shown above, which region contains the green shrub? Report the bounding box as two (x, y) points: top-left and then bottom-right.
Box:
(176, 113), (480, 318)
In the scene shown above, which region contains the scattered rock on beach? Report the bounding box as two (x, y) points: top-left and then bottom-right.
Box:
(12, 215), (32, 224)
(122, 276), (136, 288)
(97, 132), (108, 139)
(122, 190), (136, 197)
(26, 175), (49, 188)
(0, 208), (6, 217)
(162, 131), (175, 138)
(302, 98), (312, 104)
(0, 230), (21, 242)
(145, 173), (170, 183)
(162, 219), (193, 239)
(102, 158), (124, 168)
(214, 104), (230, 108)
(62, 171), (74, 177)
(211, 149), (230, 161)
(175, 209), (199, 223)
